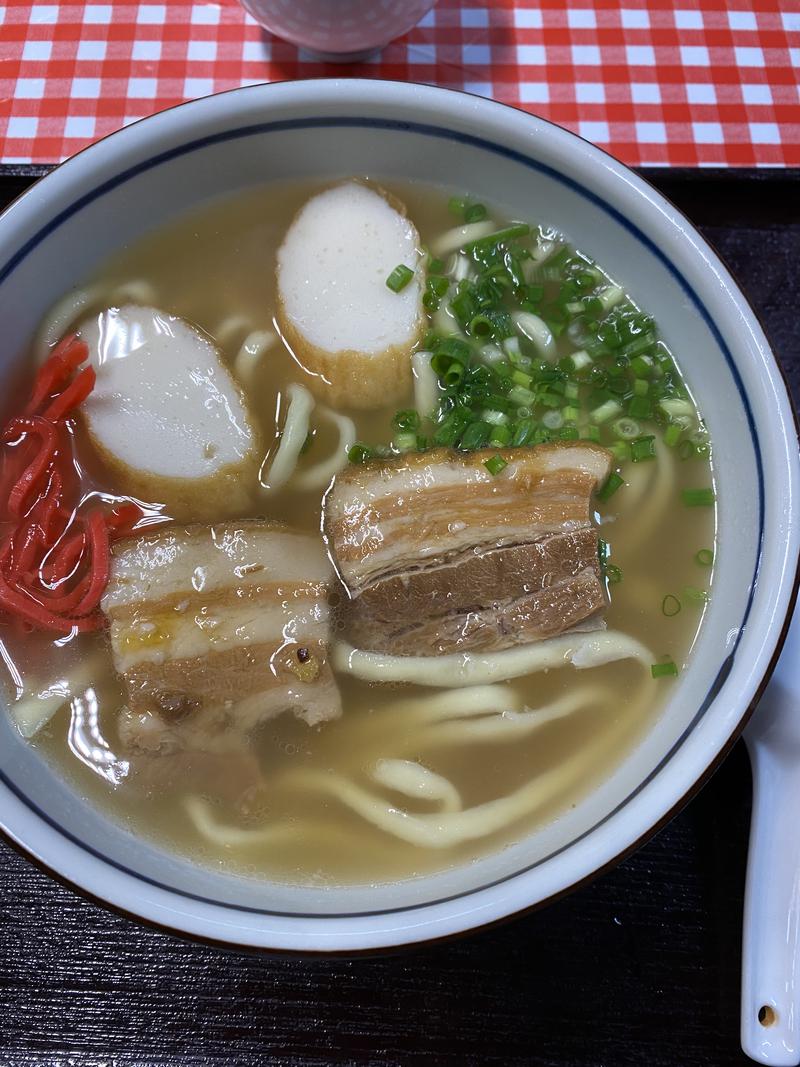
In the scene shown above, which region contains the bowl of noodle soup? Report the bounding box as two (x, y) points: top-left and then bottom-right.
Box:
(0, 80), (796, 952)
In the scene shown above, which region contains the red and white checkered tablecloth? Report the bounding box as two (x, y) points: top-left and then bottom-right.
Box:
(0, 0), (798, 167)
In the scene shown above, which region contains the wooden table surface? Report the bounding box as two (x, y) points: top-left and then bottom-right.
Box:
(0, 168), (798, 1067)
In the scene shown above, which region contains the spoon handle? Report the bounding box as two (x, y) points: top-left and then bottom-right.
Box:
(742, 732), (800, 1065)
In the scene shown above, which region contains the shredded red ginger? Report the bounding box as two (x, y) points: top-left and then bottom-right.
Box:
(0, 334), (146, 634)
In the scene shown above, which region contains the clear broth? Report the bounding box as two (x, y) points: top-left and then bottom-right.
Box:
(2, 180), (715, 885)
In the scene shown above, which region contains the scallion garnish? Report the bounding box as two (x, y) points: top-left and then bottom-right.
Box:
(464, 202), (488, 223)
(695, 548), (714, 566)
(605, 563), (623, 584)
(348, 444), (373, 465)
(683, 585), (709, 604)
(682, 487), (715, 507)
(630, 435), (656, 463)
(664, 423), (682, 448)
(597, 471), (624, 501)
(464, 223), (531, 251)
(483, 454), (508, 476)
(661, 594), (681, 617)
(392, 409), (421, 433)
(386, 263), (414, 292)
(651, 660), (679, 679)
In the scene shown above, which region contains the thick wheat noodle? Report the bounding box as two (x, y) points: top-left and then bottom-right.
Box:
(371, 759), (462, 812)
(214, 313), (253, 349)
(411, 350), (438, 417)
(380, 684), (524, 724)
(285, 748), (592, 849)
(111, 279), (157, 305)
(35, 286), (100, 361)
(35, 280), (159, 362)
(431, 219), (497, 257)
(332, 631), (652, 687)
(260, 382), (314, 491)
(293, 407), (356, 491)
(627, 437), (678, 546)
(419, 687), (604, 746)
(431, 301), (464, 339)
(233, 329), (278, 388)
(184, 796), (294, 847)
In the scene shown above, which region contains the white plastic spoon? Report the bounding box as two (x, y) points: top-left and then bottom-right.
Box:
(742, 600), (800, 1064)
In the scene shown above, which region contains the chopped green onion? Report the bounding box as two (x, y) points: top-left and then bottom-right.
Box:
(469, 313), (496, 338)
(630, 435), (656, 463)
(542, 410), (564, 430)
(565, 381), (580, 401)
(392, 409), (421, 433)
(659, 397), (694, 420)
(511, 418), (536, 446)
(386, 263), (414, 292)
(482, 409), (509, 426)
(590, 398), (622, 424)
(464, 223), (531, 251)
(597, 471), (624, 501)
(348, 444), (373, 465)
(661, 594), (681, 617)
(427, 275), (449, 297)
(605, 563), (623, 584)
(682, 487), (715, 507)
(581, 424), (601, 442)
(448, 196), (468, 216)
(489, 424), (513, 446)
(511, 369), (533, 388)
(596, 284), (624, 312)
(569, 349), (593, 373)
(695, 548), (714, 566)
(508, 385), (536, 407)
(627, 395), (652, 419)
(683, 585), (709, 604)
(610, 417), (641, 441)
(444, 362), (466, 387)
(632, 378), (649, 397)
(651, 660), (679, 679)
(484, 454), (508, 476)
(428, 256), (445, 274)
(678, 439), (696, 461)
(630, 355), (654, 377)
(609, 441), (629, 464)
(464, 202), (488, 223)
(459, 420), (490, 450)
(664, 423), (682, 448)
(562, 405), (580, 423)
(394, 431), (418, 452)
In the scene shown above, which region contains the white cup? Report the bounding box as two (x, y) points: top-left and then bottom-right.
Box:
(238, 0), (437, 60)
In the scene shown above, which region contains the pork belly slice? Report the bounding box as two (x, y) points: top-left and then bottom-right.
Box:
(325, 443), (613, 592)
(347, 531), (606, 655)
(324, 444), (612, 656)
(79, 305), (260, 521)
(102, 521), (341, 755)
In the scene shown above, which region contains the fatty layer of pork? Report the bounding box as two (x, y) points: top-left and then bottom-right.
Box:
(324, 444), (613, 655)
(101, 520), (341, 756)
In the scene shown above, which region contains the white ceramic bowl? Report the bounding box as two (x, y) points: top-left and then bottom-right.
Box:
(0, 80), (797, 952)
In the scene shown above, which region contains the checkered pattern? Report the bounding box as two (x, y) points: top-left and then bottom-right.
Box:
(1, 0), (798, 166)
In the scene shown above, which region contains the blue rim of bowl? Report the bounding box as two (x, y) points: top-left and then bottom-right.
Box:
(0, 115), (764, 919)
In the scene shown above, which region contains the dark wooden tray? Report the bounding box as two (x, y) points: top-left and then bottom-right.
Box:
(1, 167), (798, 1067)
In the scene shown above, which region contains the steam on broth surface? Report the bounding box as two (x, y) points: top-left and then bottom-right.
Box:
(0, 179), (716, 885)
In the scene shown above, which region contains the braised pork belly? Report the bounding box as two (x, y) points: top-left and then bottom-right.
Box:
(325, 444), (612, 655)
(101, 521), (341, 755)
